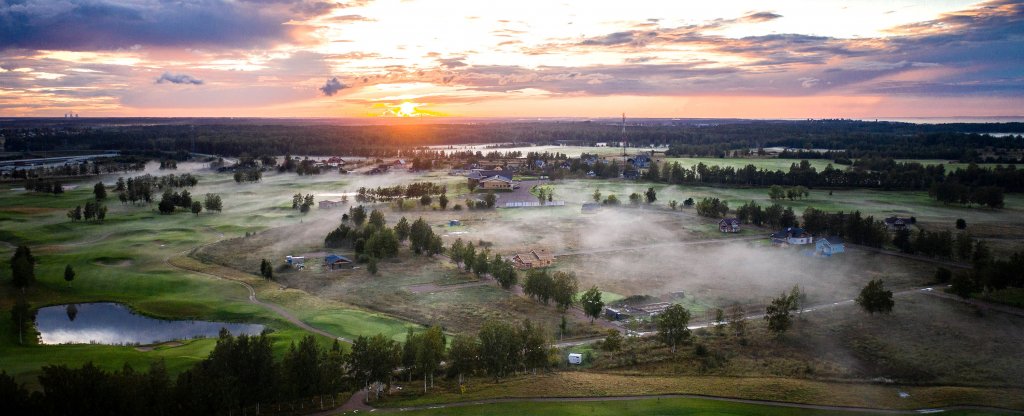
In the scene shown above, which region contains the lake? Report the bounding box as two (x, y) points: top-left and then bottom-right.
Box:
(36, 302), (265, 345)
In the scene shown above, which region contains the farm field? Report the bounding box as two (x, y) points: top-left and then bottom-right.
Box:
(388, 397), (1016, 416)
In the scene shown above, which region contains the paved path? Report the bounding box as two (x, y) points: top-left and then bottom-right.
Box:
(323, 393), (1024, 415)
(163, 243), (351, 343)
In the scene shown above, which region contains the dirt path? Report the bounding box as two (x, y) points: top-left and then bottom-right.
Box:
(322, 393), (1024, 415)
(163, 244), (351, 343)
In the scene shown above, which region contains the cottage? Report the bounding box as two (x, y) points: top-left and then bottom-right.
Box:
(324, 254), (354, 270)
(770, 227), (814, 245)
(815, 237), (846, 256)
(719, 218), (741, 233)
(319, 200), (344, 209)
(511, 250), (555, 269)
(478, 175), (513, 190)
(884, 216), (914, 231)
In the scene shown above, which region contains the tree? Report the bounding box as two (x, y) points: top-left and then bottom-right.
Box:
(551, 271), (578, 312)
(190, 201), (202, 215)
(727, 303), (747, 336)
(765, 292), (794, 335)
(478, 319), (521, 382)
(592, 189), (601, 203)
(10, 298), (34, 345)
(447, 335), (478, 386)
(601, 329), (622, 352)
(668, 200), (678, 210)
(350, 205), (367, 226)
(934, 267), (953, 283)
(367, 258), (379, 275)
(683, 197), (694, 207)
(580, 286), (604, 323)
(11, 245), (36, 292)
(416, 326), (445, 391)
(438, 194), (449, 210)
(204, 194), (223, 212)
(93, 182), (107, 200)
(644, 187), (657, 204)
(520, 320), (548, 374)
(524, 269), (553, 304)
(368, 209), (386, 229)
(96, 205), (107, 222)
(158, 195), (175, 214)
(950, 273), (976, 299)
(484, 192), (497, 208)
(259, 259), (273, 280)
(956, 218), (967, 230)
(656, 303), (691, 353)
(64, 264), (75, 287)
(603, 194), (620, 205)
(419, 194), (432, 207)
(769, 185), (786, 200)
(394, 217), (411, 242)
(856, 279), (894, 314)
(628, 192), (641, 205)
(536, 187), (546, 205)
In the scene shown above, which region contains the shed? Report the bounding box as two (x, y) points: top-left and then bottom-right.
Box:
(449, 220), (461, 226)
(324, 254), (354, 270)
(568, 353), (583, 365)
(285, 256), (305, 269)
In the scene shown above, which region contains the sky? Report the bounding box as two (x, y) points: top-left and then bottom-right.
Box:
(0, 0), (1022, 118)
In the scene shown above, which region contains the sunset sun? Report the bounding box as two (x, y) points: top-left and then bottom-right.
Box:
(397, 102), (418, 117)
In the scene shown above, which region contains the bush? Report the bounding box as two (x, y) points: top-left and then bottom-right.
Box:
(694, 343), (708, 357)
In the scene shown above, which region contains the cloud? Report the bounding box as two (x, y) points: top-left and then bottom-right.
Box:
(156, 72), (204, 85)
(742, 11), (783, 22)
(799, 77), (820, 88)
(320, 77), (346, 96)
(0, 0), (315, 51)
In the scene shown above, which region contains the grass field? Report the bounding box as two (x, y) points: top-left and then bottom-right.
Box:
(387, 397), (1016, 416)
(0, 166), (422, 384)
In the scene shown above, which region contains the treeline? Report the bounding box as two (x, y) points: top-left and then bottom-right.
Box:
(114, 173), (199, 205)
(571, 159), (1023, 196)
(448, 238), (518, 289)
(798, 208), (891, 247)
(355, 182), (447, 202)
(8, 120), (1023, 160)
(1, 319), (562, 415)
(3, 156), (147, 181)
(22, 179), (65, 194)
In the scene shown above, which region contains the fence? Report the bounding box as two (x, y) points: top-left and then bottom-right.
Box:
(502, 200), (566, 208)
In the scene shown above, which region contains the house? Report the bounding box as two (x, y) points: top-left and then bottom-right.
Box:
(627, 154), (652, 169)
(285, 256), (305, 269)
(324, 254), (354, 270)
(622, 169), (640, 180)
(467, 169), (511, 181)
(604, 307), (629, 320)
(770, 227), (814, 245)
(815, 237), (846, 256)
(478, 175), (513, 190)
(719, 218), (741, 233)
(368, 164), (390, 175)
(581, 202), (600, 213)
(319, 200), (344, 209)
(884, 216), (913, 231)
(595, 142), (608, 147)
(511, 250), (555, 269)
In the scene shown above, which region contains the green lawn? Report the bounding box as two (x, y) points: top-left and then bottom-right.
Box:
(388, 397), (1012, 416)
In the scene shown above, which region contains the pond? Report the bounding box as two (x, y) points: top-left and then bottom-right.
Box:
(36, 302), (265, 345)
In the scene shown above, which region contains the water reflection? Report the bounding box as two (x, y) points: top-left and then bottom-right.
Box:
(36, 302), (265, 345)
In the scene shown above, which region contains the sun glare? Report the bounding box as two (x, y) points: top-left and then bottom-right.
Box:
(397, 102), (418, 117)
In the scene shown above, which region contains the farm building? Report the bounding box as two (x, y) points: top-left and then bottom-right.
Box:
(512, 250), (555, 269)
(285, 256), (305, 269)
(771, 227), (814, 245)
(884, 216), (914, 231)
(319, 200), (344, 209)
(815, 237), (846, 256)
(324, 254), (354, 270)
(718, 218), (741, 233)
(478, 175), (513, 190)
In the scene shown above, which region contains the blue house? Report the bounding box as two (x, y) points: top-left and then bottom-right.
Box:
(815, 237), (846, 256)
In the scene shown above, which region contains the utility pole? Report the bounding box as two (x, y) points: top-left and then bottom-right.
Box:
(621, 113), (626, 157)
